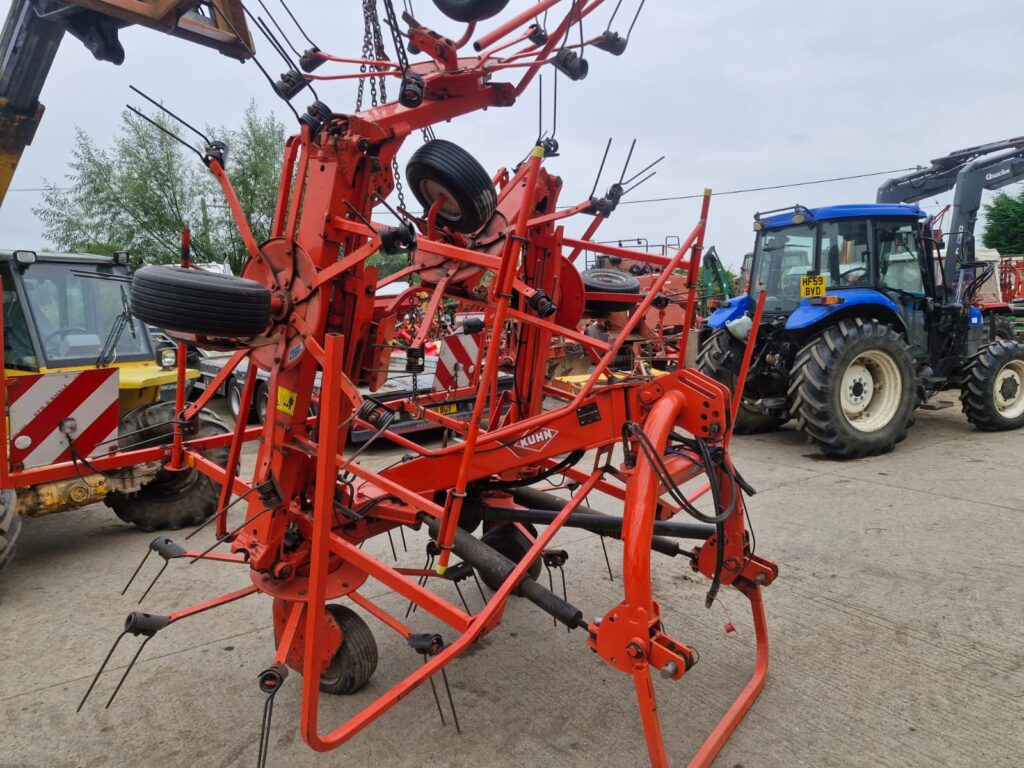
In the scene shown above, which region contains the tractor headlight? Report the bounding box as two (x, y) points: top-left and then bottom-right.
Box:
(157, 345), (177, 369)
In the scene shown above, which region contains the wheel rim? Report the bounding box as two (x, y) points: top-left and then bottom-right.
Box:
(257, 389), (269, 422)
(419, 179), (462, 220)
(228, 385), (241, 418)
(839, 350), (902, 432)
(993, 360), (1024, 418)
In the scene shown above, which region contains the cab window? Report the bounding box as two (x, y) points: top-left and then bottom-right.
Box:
(877, 221), (925, 294)
(1, 262), (38, 369)
(819, 220), (870, 288)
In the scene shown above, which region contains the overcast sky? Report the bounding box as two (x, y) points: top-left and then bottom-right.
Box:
(3, 0), (1023, 269)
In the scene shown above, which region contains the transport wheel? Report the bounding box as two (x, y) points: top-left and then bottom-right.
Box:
(319, 604), (379, 695)
(432, 0), (510, 23)
(697, 328), (787, 434)
(580, 268), (642, 314)
(477, 524), (542, 591)
(131, 265), (271, 337)
(255, 382), (270, 424)
(405, 140), (497, 234)
(960, 340), (1024, 431)
(991, 315), (1015, 342)
(106, 402), (231, 531)
(788, 319), (915, 458)
(0, 490), (21, 572)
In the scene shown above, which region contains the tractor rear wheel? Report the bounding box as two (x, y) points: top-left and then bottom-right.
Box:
(991, 315), (1015, 342)
(697, 328), (786, 434)
(0, 490), (21, 572)
(105, 402), (231, 531)
(788, 319), (915, 458)
(960, 340), (1024, 431)
(319, 604), (379, 695)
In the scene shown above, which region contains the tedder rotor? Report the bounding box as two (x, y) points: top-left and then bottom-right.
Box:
(78, 3), (778, 765)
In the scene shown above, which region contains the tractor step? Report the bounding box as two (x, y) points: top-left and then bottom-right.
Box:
(920, 400), (955, 410)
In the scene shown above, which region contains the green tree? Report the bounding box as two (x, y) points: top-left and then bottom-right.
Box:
(36, 102), (286, 274)
(982, 188), (1024, 255)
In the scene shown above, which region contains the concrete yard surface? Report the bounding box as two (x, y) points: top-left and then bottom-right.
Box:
(1, 403), (1022, 767)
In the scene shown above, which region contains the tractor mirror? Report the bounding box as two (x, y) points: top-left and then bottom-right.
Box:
(13, 250), (36, 265)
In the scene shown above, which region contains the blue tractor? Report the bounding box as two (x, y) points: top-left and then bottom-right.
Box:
(698, 202), (1024, 458)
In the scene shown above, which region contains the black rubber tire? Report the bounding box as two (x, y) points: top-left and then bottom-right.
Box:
(406, 140), (497, 234)
(697, 328), (786, 434)
(960, 340), (1024, 431)
(319, 604), (379, 695)
(432, 0), (509, 23)
(991, 315), (1015, 342)
(105, 402), (231, 531)
(788, 319), (916, 459)
(477, 524), (542, 591)
(131, 265), (271, 337)
(581, 268), (642, 314)
(255, 383), (270, 424)
(0, 490), (21, 572)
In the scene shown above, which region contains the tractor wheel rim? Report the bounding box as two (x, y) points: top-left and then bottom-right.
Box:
(840, 350), (902, 432)
(993, 360), (1024, 418)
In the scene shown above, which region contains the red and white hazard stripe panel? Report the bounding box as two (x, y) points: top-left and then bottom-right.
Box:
(432, 333), (480, 392)
(6, 369), (119, 470)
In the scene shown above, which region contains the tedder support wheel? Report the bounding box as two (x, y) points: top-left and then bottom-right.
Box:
(960, 339), (1024, 431)
(320, 604), (379, 695)
(131, 265), (271, 337)
(405, 140), (498, 234)
(580, 268), (642, 314)
(431, 0), (510, 23)
(0, 489), (21, 572)
(788, 318), (915, 458)
(477, 524), (542, 591)
(697, 328), (787, 434)
(105, 402), (231, 532)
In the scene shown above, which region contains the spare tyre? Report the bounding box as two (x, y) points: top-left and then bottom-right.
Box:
(406, 140), (497, 234)
(131, 266), (271, 337)
(432, 0), (509, 23)
(581, 268), (642, 314)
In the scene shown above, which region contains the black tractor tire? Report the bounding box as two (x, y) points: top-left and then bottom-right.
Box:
(697, 328), (787, 434)
(990, 314), (1015, 342)
(0, 490), (21, 572)
(105, 402), (231, 531)
(581, 268), (642, 314)
(432, 0), (509, 22)
(788, 319), (916, 459)
(131, 266), (271, 337)
(477, 524), (542, 591)
(319, 604), (379, 695)
(960, 340), (1024, 431)
(406, 140), (497, 234)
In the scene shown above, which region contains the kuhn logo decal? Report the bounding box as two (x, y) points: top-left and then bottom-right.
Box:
(512, 427), (558, 453)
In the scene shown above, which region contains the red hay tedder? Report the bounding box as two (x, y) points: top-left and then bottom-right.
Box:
(77, 2), (778, 765)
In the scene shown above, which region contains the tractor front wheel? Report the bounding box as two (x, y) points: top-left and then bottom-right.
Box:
(697, 328), (787, 434)
(105, 402), (230, 531)
(960, 340), (1024, 431)
(788, 319), (915, 458)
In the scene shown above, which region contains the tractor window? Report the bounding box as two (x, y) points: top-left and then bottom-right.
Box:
(1, 262), (39, 369)
(877, 221), (925, 295)
(750, 224), (814, 312)
(819, 220), (870, 288)
(19, 260), (152, 366)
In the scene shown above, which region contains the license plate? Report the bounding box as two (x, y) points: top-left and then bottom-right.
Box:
(800, 274), (826, 298)
(430, 403), (458, 415)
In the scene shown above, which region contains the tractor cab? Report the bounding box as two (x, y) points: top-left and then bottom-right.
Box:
(1, 250), (190, 406)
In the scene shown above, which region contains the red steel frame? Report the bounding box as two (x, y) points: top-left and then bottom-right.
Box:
(82, 5), (778, 766)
